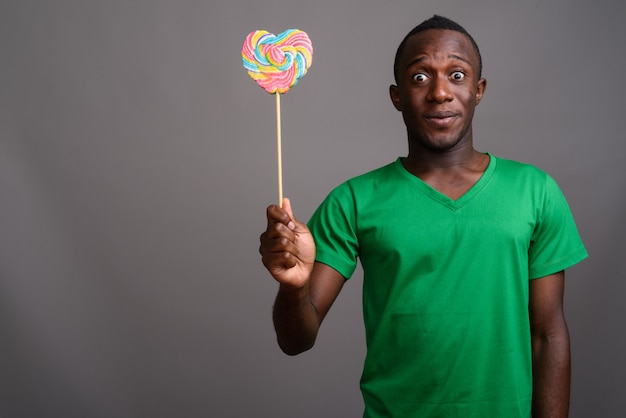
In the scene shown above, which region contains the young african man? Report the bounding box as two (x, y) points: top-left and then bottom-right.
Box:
(260, 15), (587, 417)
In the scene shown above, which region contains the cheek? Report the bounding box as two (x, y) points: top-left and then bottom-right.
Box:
(457, 93), (478, 111)
(404, 91), (425, 109)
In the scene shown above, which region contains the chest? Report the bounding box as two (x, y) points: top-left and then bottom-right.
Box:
(355, 184), (538, 265)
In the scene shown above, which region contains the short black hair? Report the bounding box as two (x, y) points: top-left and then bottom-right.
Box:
(393, 15), (483, 84)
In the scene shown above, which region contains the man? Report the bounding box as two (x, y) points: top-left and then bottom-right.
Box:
(260, 15), (587, 417)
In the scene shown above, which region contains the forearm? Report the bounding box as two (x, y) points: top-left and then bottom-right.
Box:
(531, 329), (571, 417)
(272, 283), (320, 355)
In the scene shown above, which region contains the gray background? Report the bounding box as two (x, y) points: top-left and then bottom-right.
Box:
(1, 0), (624, 417)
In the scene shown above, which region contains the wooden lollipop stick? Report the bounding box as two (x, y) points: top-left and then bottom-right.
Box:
(276, 92), (283, 207)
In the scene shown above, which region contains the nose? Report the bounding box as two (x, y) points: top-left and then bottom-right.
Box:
(427, 76), (453, 103)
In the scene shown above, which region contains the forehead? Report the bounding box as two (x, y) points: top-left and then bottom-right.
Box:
(400, 29), (478, 69)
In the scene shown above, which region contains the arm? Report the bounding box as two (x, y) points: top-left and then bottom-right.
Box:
(260, 198), (345, 355)
(529, 271), (570, 418)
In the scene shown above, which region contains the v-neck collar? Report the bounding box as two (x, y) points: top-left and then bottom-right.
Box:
(393, 153), (496, 210)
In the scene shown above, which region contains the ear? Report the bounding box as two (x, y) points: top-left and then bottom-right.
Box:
(389, 84), (402, 111)
(475, 78), (487, 105)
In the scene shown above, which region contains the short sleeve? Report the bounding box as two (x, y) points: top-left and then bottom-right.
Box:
(528, 174), (588, 279)
(307, 183), (360, 280)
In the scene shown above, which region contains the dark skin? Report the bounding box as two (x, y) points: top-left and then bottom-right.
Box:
(389, 29), (488, 199)
(260, 29), (570, 417)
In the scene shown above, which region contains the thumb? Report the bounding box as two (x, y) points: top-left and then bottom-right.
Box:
(282, 197), (298, 230)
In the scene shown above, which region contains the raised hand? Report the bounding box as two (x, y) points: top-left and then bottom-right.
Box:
(260, 198), (316, 289)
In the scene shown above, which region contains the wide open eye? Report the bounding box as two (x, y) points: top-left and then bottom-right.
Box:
(412, 73), (428, 82)
(451, 71), (466, 81)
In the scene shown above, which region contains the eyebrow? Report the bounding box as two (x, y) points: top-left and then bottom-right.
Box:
(406, 53), (472, 68)
(448, 54), (471, 65)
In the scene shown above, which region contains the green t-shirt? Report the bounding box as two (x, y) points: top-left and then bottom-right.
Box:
(307, 155), (588, 417)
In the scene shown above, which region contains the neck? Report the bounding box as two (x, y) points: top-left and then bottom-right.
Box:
(401, 141), (490, 201)
(403, 140), (484, 175)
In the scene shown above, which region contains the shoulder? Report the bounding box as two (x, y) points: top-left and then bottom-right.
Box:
(491, 155), (570, 209)
(493, 155), (549, 178)
(310, 160), (403, 221)
(491, 155), (559, 189)
(346, 159), (401, 185)
(327, 159), (402, 197)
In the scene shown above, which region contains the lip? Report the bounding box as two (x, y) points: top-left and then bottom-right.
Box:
(424, 111), (459, 128)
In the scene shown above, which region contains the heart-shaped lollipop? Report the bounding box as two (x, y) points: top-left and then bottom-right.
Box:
(241, 29), (313, 206)
(242, 29), (313, 94)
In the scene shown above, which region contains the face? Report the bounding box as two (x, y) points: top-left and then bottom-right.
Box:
(390, 29), (486, 152)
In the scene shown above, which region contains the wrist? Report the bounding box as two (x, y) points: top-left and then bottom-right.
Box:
(278, 281), (309, 295)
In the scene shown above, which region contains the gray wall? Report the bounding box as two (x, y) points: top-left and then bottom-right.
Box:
(1, 0), (624, 417)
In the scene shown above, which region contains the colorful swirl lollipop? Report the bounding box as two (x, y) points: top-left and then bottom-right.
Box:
(241, 29), (313, 206)
(242, 29), (313, 94)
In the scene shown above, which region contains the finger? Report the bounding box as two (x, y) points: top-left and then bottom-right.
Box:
(261, 238), (301, 270)
(260, 234), (299, 258)
(266, 204), (294, 230)
(262, 221), (296, 242)
(282, 197), (294, 220)
(281, 198), (298, 230)
(281, 198), (297, 230)
(262, 250), (298, 271)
